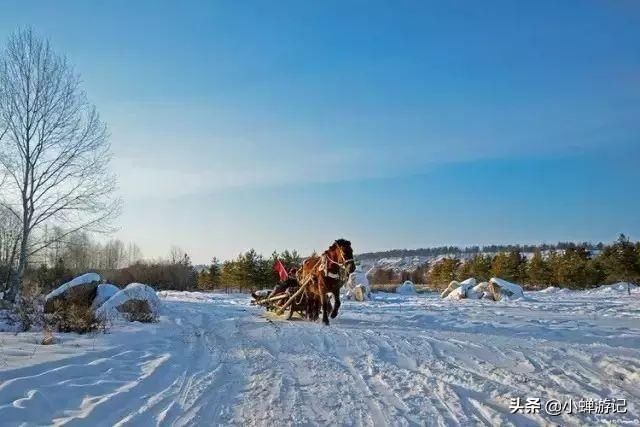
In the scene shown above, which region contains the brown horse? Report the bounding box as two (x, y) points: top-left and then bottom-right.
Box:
(299, 239), (355, 325)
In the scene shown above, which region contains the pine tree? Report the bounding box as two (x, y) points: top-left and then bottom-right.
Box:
(491, 251), (525, 283)
(428, 258), (460, 289)
(208, 257), (221, 287)
(465, 254), (492, 282)
(549, 247), (602, 289)
(526, 250), (551, 288)
(197, 257), (221, 290)
(455, 260), (473, 281)
(272, 250), (302, 271)
(598, 234), (639, 293)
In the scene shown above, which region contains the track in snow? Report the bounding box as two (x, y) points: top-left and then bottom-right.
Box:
(1, 288), (639, 426)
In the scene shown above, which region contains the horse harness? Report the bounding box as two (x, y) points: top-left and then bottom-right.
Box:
(319, 247), (353, 280)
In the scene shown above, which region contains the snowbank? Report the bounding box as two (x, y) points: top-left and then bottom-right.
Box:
(95, 283), (161, 322)
(396, 281), (416, 295)
(45, 272), (101, 302)
(90, 283), (120, 310)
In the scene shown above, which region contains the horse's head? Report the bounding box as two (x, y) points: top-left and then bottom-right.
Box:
(330, 238), (356, 274)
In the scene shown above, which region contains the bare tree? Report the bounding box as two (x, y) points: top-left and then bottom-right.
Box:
(126, 242), (143, 266)
(0, 29), (120, 301)
(169, 246), (186, 265)
(103, 239), (126, 269)
(0, 206), (21, 287)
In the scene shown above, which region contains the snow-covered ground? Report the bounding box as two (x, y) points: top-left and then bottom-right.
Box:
(1, 287), (639, 426)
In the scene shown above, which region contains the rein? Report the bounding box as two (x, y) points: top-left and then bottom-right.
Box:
(321, 247), (353, 280)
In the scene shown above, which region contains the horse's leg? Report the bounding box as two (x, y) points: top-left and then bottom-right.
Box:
(306, 295), (312, 320)
(331, 291), (341, 319)
(287, 303), (294, 320)
(320, 292), (330, 325)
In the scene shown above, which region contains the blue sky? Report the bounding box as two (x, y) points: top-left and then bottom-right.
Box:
(2, 1), (639, 262)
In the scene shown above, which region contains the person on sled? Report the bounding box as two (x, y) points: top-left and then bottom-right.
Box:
(269, 259), (299, 299)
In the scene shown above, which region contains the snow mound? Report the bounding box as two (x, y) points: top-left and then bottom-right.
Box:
(95, 283), (161, 323)
(345, 271), (371, 301)
(396, 281), (416, 295)
(489, 277), (524, 300)
(91, 283), (120, 310)
(45, 272), (101, 302)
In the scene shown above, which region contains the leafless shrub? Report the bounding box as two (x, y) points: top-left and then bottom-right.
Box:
(4, 281), (45, 332)
(46, 295), (106, 333)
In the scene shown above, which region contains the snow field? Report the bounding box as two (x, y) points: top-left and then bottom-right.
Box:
(0, 287), (638, 426)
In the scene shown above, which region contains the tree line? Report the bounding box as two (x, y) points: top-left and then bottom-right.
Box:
(196, 249), (301, 292)
(2, 231), (638, 294)
(370, 235), (640, 290)
(359, 242), (603, 261)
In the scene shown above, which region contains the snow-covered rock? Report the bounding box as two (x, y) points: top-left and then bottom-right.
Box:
(345, 270), (371, 301)
(440, 281), (460, 299)
(461, 278), (481, 299)
(90, 283), (120, 310)
(460, 278), (476, 287)
(396, 280), (416, 295)
(95, 283), (161, 323)
(470, 282), (490, 299)
(444, 278), (479, 300)
(44, 273), (102, 313)
(445, 286), (465, 300)
(487, 278), (524, 301)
